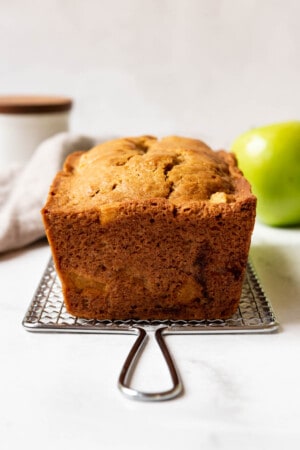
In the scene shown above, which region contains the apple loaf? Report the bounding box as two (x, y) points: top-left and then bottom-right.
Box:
(41, 135), (256, 320)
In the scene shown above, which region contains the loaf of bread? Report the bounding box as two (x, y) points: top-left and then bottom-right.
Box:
(42, 135), (256, 320)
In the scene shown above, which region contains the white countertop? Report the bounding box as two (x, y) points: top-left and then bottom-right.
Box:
(1, 222), (300, 450)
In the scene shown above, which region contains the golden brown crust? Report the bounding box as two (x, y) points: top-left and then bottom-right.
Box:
(46, 136), (243, 213)
(42, 135), (256, 320)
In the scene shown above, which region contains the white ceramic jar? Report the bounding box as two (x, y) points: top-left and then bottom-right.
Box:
(0, 95), (72, 166)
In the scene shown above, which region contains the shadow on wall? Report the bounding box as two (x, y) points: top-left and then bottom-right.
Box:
(250, 243), (300, 326)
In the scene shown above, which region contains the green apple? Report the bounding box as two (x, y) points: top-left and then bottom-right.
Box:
(231, 121), (300, 227)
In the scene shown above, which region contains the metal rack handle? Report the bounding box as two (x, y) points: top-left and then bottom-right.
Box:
(118, 327), (183, 401)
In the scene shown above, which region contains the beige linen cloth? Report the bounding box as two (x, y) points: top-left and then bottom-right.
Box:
(0, 133), (99, 253)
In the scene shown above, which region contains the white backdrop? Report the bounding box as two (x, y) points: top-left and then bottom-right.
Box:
(1, 0), (299, 149)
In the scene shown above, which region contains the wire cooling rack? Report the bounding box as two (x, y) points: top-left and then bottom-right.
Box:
(23, 257), (279, 401)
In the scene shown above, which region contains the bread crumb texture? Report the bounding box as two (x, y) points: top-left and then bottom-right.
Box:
(42, 135), (256, 320)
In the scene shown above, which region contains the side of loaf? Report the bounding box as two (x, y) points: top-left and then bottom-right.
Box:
(41, 135), (256, 320)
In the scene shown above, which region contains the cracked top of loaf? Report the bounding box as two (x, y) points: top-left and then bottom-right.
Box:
(47, 135), (253, 211)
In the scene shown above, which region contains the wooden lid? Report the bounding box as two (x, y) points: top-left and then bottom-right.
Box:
(0, 95), (73, 114)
